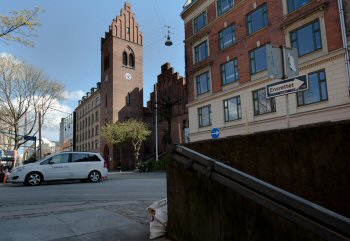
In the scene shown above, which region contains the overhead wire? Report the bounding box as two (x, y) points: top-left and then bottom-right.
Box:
(152, 0), (165, 27)
(48, 107), (71, 115)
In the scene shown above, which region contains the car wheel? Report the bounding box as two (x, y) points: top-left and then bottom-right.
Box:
(88, 171), (101, 183)
(25, 172), (43, 186)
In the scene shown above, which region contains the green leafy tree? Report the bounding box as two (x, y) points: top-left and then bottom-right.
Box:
(0, 7), (41, 47)
(101, 119), (151, 168)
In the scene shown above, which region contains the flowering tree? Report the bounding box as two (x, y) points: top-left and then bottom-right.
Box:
(0, 7), (41, 47)
(101, 119), (151, 167)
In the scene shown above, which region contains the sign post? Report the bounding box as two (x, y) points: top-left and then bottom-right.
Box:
(266, 75), (308, 98)
(266, 75), (308, 128)
(266, 46), (306, 128)
(211, 128), (220, 139)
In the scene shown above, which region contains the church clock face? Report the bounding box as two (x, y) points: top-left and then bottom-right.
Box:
(125, 72), (132, 80)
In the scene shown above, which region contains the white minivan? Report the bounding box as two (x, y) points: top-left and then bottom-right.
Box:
(9, 152), (108, 186)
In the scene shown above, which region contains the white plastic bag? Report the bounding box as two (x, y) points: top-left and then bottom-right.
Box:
(147, 198), (167, 239)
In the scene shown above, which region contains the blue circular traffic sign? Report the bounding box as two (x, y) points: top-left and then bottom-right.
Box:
(211, 128), (220, 139)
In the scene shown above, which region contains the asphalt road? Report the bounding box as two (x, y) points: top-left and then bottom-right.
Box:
(0, 171), (169, 241)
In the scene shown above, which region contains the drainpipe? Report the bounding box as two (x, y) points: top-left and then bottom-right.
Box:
(338, 0), (350, 92)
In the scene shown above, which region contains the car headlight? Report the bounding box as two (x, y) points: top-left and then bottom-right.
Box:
(12, 167), (24, 173)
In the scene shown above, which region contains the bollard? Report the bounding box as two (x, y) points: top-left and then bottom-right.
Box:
(3, 174), (7, 186)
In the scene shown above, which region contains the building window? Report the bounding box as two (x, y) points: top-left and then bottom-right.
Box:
(224, 96), (241, 122)
(217, 0), (235, 16)
(95, 140), (99, 149)
(287, 0), (311, 13)
(253, 88), (276, 115)
(219, 24), (236, 50)
(222, 59), (239, 85)
(291, 20), (322, 57)
(95, 97), (100, 106)
(247, 4), (269, 35)
(250, 45), (267, 74)
(96, 110), (99, 121)
(297, 70), (328, 106)
(96, 125), (100, 135)
(198, 105), (212, 127)
(194, 40), (208, 64)
(122, 51), (128, 66)
(129, 53), (135, 68)
(194, 11), (207, 33)
(126, 92), (131, 105)
(196, 71), (211, 95)
(91, 128), (94, 137)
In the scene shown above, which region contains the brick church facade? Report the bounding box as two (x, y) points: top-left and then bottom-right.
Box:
(100, 2), (144, 169)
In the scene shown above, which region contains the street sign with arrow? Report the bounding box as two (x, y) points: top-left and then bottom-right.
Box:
(266, 75), (308, 98)
(211, 128), (220, 139)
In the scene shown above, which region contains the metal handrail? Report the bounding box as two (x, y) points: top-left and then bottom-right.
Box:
(172, 145), (350, 241)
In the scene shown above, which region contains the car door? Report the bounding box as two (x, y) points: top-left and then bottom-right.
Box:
(41, 153), (71, 180)
(71, 153), (91, 179)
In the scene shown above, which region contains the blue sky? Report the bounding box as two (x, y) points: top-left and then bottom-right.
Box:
(1, 0), (185, 141)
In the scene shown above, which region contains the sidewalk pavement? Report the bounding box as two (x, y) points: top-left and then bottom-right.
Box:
(1, 207), (171, 241)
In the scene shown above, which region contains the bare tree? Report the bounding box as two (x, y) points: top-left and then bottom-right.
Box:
(0, 7), (41, 47)
(158, 95), (178, 145)
(0, 54), (64, 150)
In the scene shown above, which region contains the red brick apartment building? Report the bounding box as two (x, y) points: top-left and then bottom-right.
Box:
(182, 0), (350, 142)
(147, 63), (188, 155)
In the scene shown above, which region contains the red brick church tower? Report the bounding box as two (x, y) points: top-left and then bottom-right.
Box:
(100, 2), (144, 169)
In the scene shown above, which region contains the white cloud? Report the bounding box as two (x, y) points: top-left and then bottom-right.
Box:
(0, 52), (13, 58)
(0, 52), (22, 64)
(41, 129), (60, 142)
(63, 90), (85, 100)
(42, 100), (72, 129)
(41, 100), (73, 141)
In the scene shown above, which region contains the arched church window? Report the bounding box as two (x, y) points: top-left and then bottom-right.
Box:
(129, 53), (135, 68)
(122, 51), (128, 66)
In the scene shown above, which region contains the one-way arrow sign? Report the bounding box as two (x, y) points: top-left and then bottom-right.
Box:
(266, 75), (308, 98)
